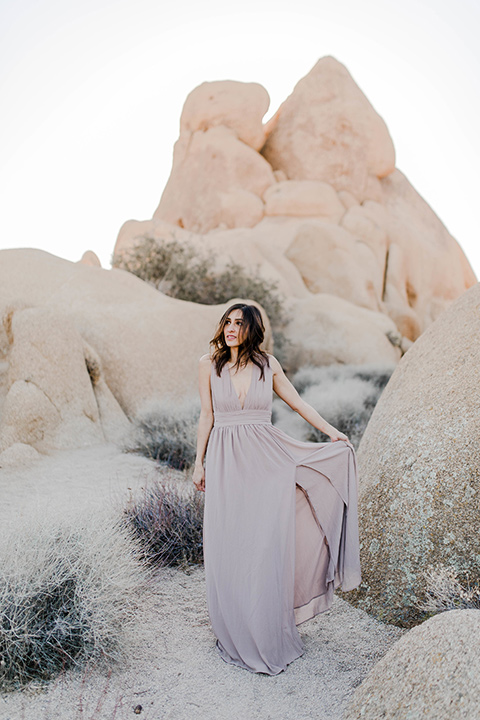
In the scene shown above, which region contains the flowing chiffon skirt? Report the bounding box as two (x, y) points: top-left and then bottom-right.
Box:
(203, 360), (361, 675)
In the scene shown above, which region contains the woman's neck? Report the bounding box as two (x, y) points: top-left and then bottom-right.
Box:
(229, 347), (250, 368)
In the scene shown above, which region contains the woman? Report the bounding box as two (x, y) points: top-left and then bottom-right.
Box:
(192, 303), (361, 675)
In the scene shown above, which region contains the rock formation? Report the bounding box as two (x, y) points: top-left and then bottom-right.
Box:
(1, 57), (477, 462)
(0, 246), (402, 461)
(78, 250), (101, 267)
(262, 57), (395, 197)
(345, 610), (480, 719)
(115, 56), (476, 370)
(0, 249), (271, 459)
(348, 281), (480, 626)
(114, 215), (405, 371)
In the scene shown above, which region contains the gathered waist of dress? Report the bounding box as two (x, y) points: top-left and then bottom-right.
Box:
(214, 410), (272, 427)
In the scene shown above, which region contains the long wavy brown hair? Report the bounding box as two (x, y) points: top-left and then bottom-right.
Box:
(210, 303), (270, 379)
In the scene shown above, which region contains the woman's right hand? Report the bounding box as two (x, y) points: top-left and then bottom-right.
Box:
(192, 464), (205, 492)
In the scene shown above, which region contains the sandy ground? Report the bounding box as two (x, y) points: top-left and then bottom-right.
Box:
(0, 444), (160, 522)
(0, 445), (404, 720)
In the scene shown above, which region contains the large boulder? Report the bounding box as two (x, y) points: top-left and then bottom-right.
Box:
(0, 249), (272, 456)
(379, 169), (476, 339)
(284, 294), (402, 372)
(350, 281), (480, 626)
(285, 222), (384, 312)
(0, 307), (106, 453)
(180, 80), (270, 151)
(154, 126), (274, 234)
(261, 56), (396, 199)
(345, 610), (480, 720)
(263, 180), (345, 222)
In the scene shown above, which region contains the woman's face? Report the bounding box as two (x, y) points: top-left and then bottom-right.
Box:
(224, 309), (244, 348)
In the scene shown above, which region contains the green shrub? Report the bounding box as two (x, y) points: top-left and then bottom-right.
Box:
(112, 237), (289, 359)
(0, 514), (146, 691)
(124, 481), (204, 568)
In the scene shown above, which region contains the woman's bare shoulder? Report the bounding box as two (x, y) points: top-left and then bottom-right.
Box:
(199, 353), (213, 364)
(265, 353), (282, 373)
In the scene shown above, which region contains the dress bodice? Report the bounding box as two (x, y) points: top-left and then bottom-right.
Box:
(210, 360), (273, 416)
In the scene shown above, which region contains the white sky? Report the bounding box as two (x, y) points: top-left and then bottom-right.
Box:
(1, 0), (479, 276)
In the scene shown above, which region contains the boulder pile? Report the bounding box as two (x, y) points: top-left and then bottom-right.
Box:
(0, 249), (269, 459)
(115, 56), (476, 372)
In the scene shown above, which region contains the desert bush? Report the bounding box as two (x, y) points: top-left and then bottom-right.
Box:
(124, 481), (204, 568)
(126, 397), (200, 469)
(112, 237), (289, 359)
(273, 363), (395, 448)
(112, 236), (194, 293)
(416, 566), (480, 616)
(0, 514), (146, 691)
(291, 363), (394, 395)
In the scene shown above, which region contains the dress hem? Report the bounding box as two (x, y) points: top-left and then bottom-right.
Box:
(294, 587), (334, 625)
(216, 639), (304, 676)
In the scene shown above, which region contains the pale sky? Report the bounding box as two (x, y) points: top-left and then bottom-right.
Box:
(1, 0), (479, 276)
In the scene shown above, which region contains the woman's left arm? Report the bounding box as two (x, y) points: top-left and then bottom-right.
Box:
(269, 355), (349, 443)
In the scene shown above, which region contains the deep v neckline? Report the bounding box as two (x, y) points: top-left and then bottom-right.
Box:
(225, 362), (255, 410)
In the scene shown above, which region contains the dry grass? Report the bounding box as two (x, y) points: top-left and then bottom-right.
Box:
(416, 565), (480, 616)
(0, 512), (147, 692)
(272, 363), (395, 448)
(125, 397), (200, 469)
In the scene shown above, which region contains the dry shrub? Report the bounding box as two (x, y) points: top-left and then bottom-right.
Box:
(112, 237), (289, 361)
(124, 481), (204, 568)
(292, 363), (394, 394)
(273, 363), (395, 448)
(126, 397), (200, 469)
(0, 513), (146, 691)
(417, 566), (480, 616)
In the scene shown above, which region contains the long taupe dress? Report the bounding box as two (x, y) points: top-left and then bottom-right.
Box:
(203, 359), (361, 675)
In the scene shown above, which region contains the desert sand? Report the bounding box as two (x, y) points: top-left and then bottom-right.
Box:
(0, 445), (403, 720)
